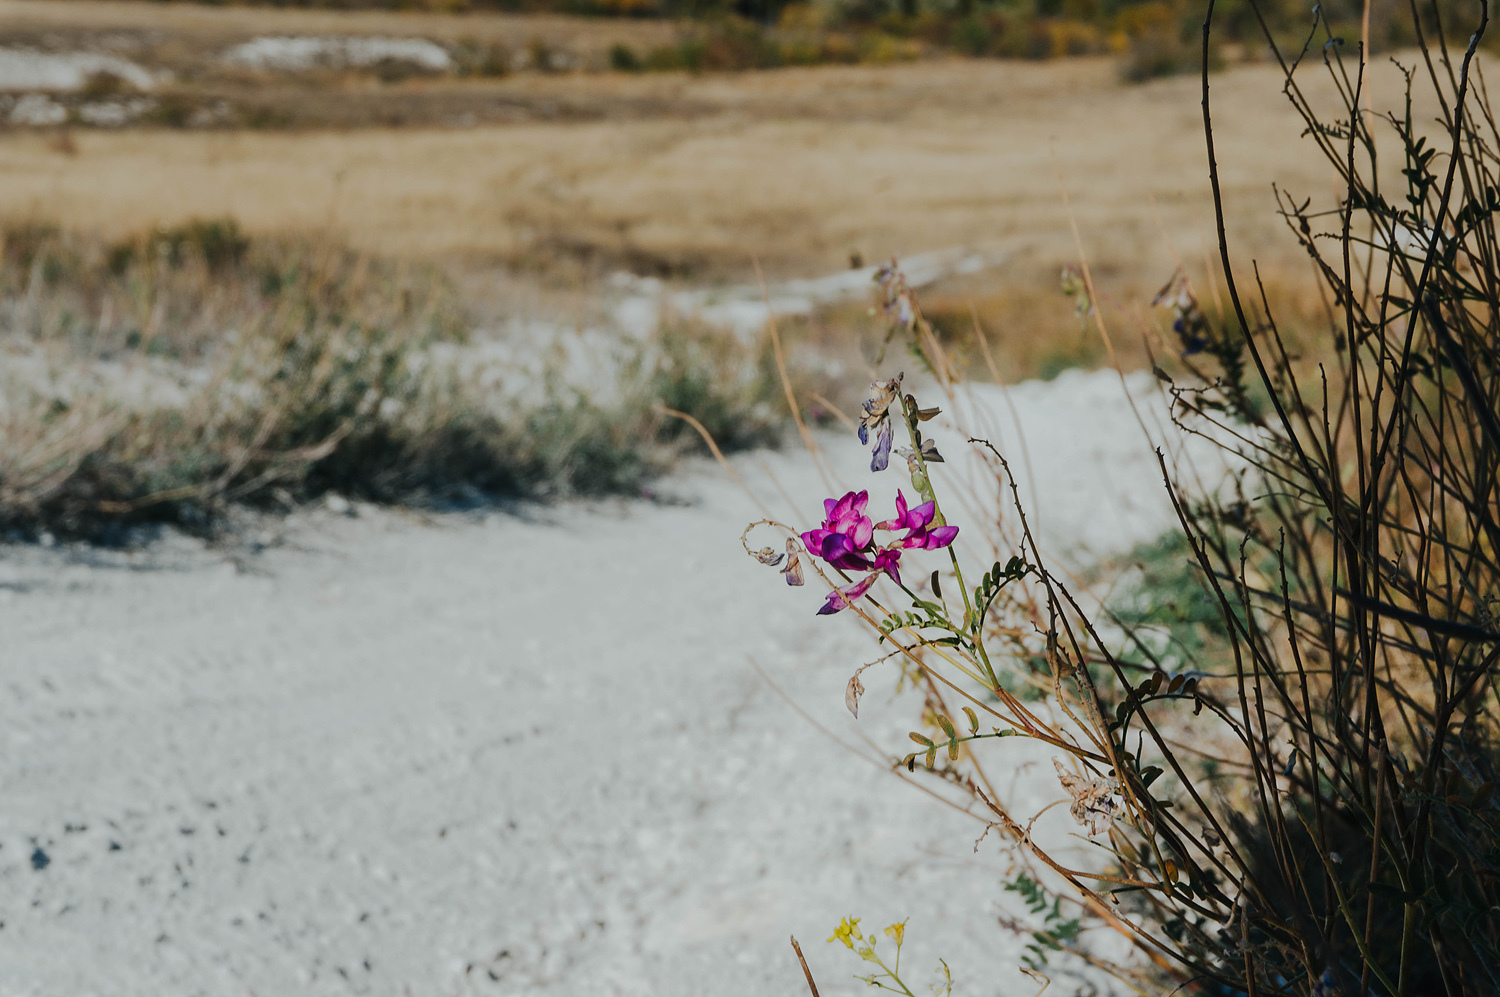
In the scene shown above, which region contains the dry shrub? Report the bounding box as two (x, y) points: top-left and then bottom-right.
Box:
(766, 0), (1500, 992)
(0, 222), (835, 540)
(797, 261), (1327, 386)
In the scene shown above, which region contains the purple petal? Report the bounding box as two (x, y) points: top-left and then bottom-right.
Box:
(829, 551), (875, 572)
(816, 572), (880, 616)
(819, 533), (856, 562)
(873, 549), (902, 587)
(781, 553), (804, 586)
(908, 501), (936, 530)
(801, 529), (830, 553)
(875, 490), (908, 532)
(820, 535), (874, 572)
(923, 525), (959, 549)
(871, 421), (893, 472)
(850, 514), (874, 550)
(831, 490), (866, 523)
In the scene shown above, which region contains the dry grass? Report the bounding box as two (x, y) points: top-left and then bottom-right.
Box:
(4, 51), (1430, 381)
(22, 54), (1460, 387)
(1, 56), (1387, 286)
(0, 221), (843, 538)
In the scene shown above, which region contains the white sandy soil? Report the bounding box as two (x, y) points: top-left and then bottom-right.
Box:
(220, 36), (453, 73)
(0, 48), (154, 92)
(0, 369), (1221, 996)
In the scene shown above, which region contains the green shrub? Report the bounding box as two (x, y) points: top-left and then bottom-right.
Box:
(609, 42), (643, 70)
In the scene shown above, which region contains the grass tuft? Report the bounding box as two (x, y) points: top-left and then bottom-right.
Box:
(0, 222), (832, 541)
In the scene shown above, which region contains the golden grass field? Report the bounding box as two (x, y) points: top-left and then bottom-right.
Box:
(0, 1), (1442, 375)
(3, 57), (1373, 275)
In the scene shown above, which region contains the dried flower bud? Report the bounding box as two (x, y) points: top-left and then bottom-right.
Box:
(780, 539), (804, 586)
(845, 670), (864, 718)
(1054, 759), (1123, 836)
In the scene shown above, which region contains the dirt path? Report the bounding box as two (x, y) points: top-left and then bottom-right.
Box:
(0, 370), (1214, 995)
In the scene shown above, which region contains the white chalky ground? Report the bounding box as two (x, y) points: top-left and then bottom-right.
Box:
(0, 369), (1224, 996)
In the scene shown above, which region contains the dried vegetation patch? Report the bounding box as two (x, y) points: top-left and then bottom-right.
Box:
(0, 221), (841, 539)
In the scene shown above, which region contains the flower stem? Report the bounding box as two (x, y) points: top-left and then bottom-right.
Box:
(899, 393), (1000, 690)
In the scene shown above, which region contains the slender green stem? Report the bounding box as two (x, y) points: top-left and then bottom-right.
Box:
(897, 393), (1001, 688)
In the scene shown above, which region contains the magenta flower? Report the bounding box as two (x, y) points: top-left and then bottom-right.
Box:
(801, 491), (876, 572)
(801, 490), (958, 615)
(875, 490), (959, 551)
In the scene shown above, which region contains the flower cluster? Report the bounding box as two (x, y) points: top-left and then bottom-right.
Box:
(828, 916), (862, 949)
(800, 489), (957, 615)
(825, 914), (942, 995)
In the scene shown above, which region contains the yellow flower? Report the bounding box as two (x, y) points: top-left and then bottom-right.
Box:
(883, 921), (906, 947)
(827, 917), (861, 949)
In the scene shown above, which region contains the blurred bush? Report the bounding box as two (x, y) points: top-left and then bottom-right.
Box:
(0, 222), (840, 540)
